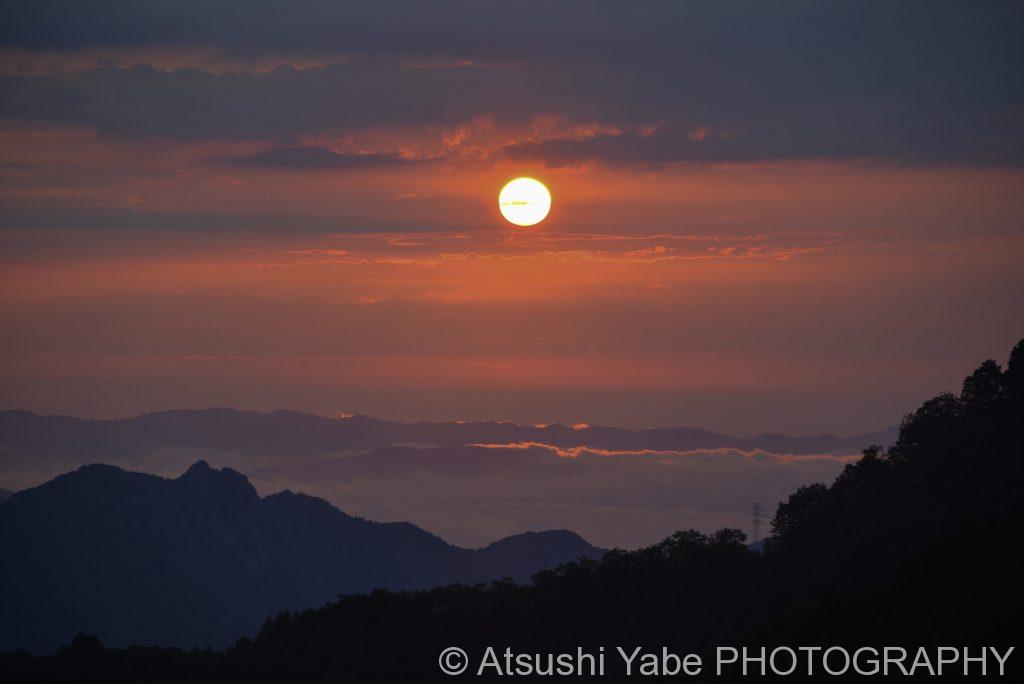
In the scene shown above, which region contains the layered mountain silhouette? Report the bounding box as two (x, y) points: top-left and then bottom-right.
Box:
(0, 461), (601, 653)
(0, 408), (895, 456)
(3, 341), (1019, 682)
(0, 408), (896, 490)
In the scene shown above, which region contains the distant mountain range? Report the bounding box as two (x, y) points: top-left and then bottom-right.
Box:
(0, 409), (900, 653)
(0, 461), (602, 653)
(0, 408), (897, 491)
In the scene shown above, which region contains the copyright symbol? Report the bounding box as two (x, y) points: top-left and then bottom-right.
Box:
(439, 646), (469, 675)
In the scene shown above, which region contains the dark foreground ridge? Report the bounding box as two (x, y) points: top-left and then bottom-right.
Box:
(1, 340), (1021, 682)
(0, 463), (601, 653)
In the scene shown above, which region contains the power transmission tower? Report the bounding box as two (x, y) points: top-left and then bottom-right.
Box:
(750, 502), (763, 544)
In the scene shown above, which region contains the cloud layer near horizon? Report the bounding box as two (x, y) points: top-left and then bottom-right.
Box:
(0, 438), (855, 549)
(231, 442), (856, 549)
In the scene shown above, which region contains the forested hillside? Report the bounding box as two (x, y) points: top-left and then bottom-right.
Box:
(2, 341), (1020, 683)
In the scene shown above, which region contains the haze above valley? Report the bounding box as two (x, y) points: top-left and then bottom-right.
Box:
(0, 408), (894, 548)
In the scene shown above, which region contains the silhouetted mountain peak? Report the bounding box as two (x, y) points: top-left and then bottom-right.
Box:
(177, 460), (258, 503)
(76, 462), (125, 476)
(483, 529), (593, 552)
(183, 459), (212, 475)
(0, 461), (603, 652)
(59, 463), (149, 490)
(261, 489), (345, 517)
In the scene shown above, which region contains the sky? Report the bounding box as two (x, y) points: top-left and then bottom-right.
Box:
(1, 1), (1022, 436)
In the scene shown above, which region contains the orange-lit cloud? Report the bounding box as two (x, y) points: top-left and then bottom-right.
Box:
(2, 5), (1023, 438)
(237, 442), (856, 548)
(466, 442), (861, 464)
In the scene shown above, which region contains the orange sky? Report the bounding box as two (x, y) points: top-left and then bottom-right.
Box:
(2, 7), (1022, 434)
(2, 129), (1020, 433)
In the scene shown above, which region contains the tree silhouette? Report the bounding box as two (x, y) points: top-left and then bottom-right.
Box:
(2, 339), (1021, 683)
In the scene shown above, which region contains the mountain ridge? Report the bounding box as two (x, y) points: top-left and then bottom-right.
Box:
(0, 406), (896, 459)
(0, 460), (603, 653)
(0, 408), (885, 550)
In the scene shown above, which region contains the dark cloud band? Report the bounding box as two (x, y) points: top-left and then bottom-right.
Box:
(0, 2), (1021, 166)
(218, 146), (432, 169)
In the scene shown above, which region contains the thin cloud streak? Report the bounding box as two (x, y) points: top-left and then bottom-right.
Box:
(243, 442), (854, 548)
(467, 441), (861, 464)
(217, 146), (438, 169)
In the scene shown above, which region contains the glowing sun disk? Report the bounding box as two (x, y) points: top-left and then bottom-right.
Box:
(499, 177), (551, 227)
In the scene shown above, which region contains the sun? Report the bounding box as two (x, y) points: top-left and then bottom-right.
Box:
(499, 177), (551, 227)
